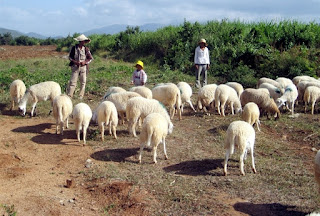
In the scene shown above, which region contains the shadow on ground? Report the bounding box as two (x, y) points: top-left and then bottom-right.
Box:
(91, 147), (140, 162)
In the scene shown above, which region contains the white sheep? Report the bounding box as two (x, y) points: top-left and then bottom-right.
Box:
(275, 77), (294, 90)
(292, 75), (317, 86)
(241, 102), (261, 131)
(18, 81), (61, 117)
(129, 86), (152, 99)
(102, 86), (126, 100)
(240, 88), (280, 120)
(297, 80), (320, 103)
(104, 91), (141, 124)
(9, 79), (26, 111)
(177, 81), (196, 112)
(72, 102), (92, 145)
(314, 150), (320, 192)
(138, 112), (173, 164)
(52, 94), (73, 135)
(152, 83), (182, 120)
(257, 77), (281, 89)
(92, 101), (118, 140)
(224, 120), (256, 176)
(126, 97), (172, 137)
(259, 82), (282, 101)
(215, 84), (242, 116)
(197, 84), (218, 113)
(303, 86), (320, 114)
(276, 84), (298, 115)
(225, 82), (244, 99)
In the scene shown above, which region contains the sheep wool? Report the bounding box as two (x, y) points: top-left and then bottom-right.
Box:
(215, 84), (242, 116)
(225, 82), (244, 99)
(9, 79), (26, 111)
(197, 84), (218, 113)
(177, 81), (195, 112)
(126, 97), (172, 137)
(276, 84), (298, 115)
(257, 77), (281, 89)
(93, 101), (118, 140)
(241, 102), (261, 131)
(259, 82), (282, 101)
(129, 86), (152, 99)
(52, 94), (73, 135)
(138, 113), (173, 164)
(303, 86), (320, 114)
(72, 103), (92, 145)
(18, 81), (61, 116)
(102, 86), (126, 100)
(224, 120), (256, 176)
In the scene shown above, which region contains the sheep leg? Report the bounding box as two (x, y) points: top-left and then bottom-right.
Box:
(240, 151), (245, 176)
(83, 125), (87, 145)
(10, 99), (14, 111)
(100, 123), (105, 141)
(112, 125), (117, 139)
(30, 102), (37, 117)
(188, 100), (196, 112)
(304, 101), (308, 113)
(221, 101), (226, 117)
(138, 143), (145, 163)
(60, 121), (64, 135)
(311, 101), (315, 115)
(153, 144), (159, 164)
(216, 101), (221, 115)
(223, 150), (231, 176)
(256, 120), (261, 132)
(169, 107), (174, 119)
(131, 117), (139, 137)
(66, 117), (69, 129)
(76, 127), (81, 143)
(162, 137), (168, 160)
(251, 149), (257, 174)
(230, 102), (234, 115)
(55, 119), (59, 134)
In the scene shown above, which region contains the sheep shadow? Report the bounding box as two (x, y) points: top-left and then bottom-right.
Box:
(233, 202), (306, 216)
(163, 159), (227, 176)
(0, 103), (18, 116)
(90, 147), (140, 163)
(208, 124), (229, 135)
(31, 130), (78, 145)
(12, 123), (53, 134)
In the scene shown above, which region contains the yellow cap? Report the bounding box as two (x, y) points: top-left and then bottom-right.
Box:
(135, 60), (144, 68)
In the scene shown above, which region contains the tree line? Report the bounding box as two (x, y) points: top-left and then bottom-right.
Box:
(2, 20), (320, 87)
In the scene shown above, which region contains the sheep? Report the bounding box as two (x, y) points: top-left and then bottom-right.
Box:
(297, 80), (320, 103)
(18, 81), (61, 117)
(225, 82), (244, 99)
(138, 113), (173, 164)
(224, 120), (256, 176)
(9, 79), (26, 111)
(276, 84), (298, 115)
(257, 77), (282, 89)
(292, 75), (317, 86)
(275, 77), (294, 90)
(214, 84), (242, 116)
(315, 150), (320, 192)
(240, 88), (280, 120)
(197, 84), (218, 113)
(102, 86), (126, 100)
(92, 101), (118, 140)
(152, 83), (182, 120)
(241, 102), (261, 131)
(52, 94), (73, 135)
(72, 103), (92, 145)
(258, 82), (282, 101)
(104, 91), (141, 124)
(303, 86), (320, 114)
(177, 81), (196, 112)
(126, 97), (172, 137)
(129, 86), (152, 99)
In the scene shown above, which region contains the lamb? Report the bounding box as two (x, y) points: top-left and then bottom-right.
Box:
(177, 81), (196, 112)
(72, 102), (92, 145)
(224, 120), (256, 176)
(314, 150), (320, 192)
(138, 113), (173, 164)
(129, 86), (152, 99)
(126, 97), (173, 137)
(240, 88), (280, 120)
(225, 82), (244, 99)
(259, 82), (282, 101)
(52, 94), (73, 135)
(152, 83), (182, 120)
(257, 77), (281, 89)
(275, 77), (294, 90)
(197, 84), (218, 113)
(303, 86), (320, 114)
(214, 84), (242, 116)
(241, 102), (261, 131)
(92, 101), (118, 140)
(9, 79), (26, 111)
(276, 84), (298, 115)
(18, 81), (61, 116)
(104, 91), (141, 124)
(102, 86), (126, 100)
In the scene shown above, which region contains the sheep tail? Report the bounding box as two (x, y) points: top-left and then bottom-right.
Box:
(146, 126), (154, 147)
(235, 135), (246, 155)
(105, 109), (111, 126)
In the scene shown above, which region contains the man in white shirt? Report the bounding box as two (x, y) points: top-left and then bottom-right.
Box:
(194, 38), (210, 88)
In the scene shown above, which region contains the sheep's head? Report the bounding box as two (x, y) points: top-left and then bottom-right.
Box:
(276, 98), (286, 108)
(18, 105), (26, 116)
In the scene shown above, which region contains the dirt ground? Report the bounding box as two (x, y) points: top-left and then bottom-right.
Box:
(0, 46), (319, 216)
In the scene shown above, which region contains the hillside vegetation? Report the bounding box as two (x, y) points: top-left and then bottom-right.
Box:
(1, 20), (320, 87)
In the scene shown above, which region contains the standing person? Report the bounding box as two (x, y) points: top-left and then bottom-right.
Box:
(194, 38), (210, 88)
(131, 60), (147, 86)
(67, 34), (93, 99)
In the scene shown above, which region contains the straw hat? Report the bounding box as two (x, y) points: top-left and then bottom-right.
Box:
(74, 34), (91, 43)
(135, 60), (144, 68)
(198, 38), (207, 46)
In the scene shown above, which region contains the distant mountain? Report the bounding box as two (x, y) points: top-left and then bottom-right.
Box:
(25, 32), (47, 39)
(0, 27), (48, 39)
(83, 23), (166, 36)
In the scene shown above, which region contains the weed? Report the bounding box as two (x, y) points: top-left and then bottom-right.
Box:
(0, 204), (17, 216)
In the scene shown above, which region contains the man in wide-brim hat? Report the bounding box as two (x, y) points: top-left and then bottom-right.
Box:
(67, 34), (93, 99)
(194, 38), (210, 88)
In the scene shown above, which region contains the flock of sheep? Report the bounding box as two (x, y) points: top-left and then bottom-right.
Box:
(7, 75), (320, 182)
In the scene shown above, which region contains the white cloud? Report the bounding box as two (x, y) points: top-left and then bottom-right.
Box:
(73, 7), (88, 16)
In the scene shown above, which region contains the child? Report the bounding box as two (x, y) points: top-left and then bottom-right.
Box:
(131, 60), (147, 86)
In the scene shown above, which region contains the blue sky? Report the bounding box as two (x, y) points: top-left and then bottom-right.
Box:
(1, 0), (320, 37)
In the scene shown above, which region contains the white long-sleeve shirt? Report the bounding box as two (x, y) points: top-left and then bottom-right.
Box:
(194, 46), (210, 65)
